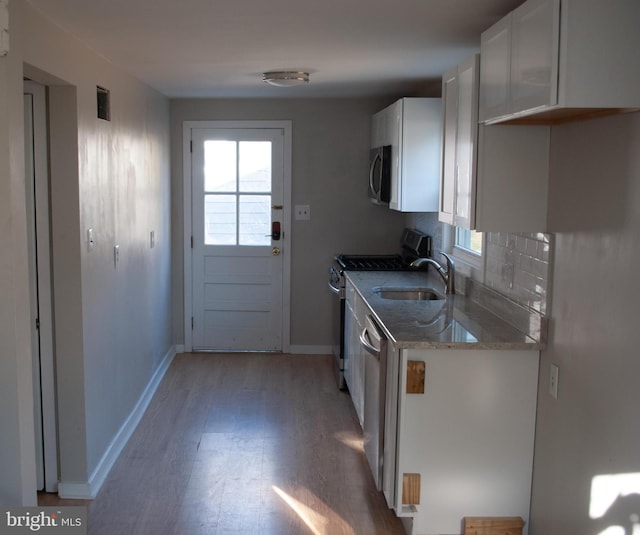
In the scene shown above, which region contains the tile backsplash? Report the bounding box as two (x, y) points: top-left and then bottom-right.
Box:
(485, 232), (552, 316)
(406, 213), (553, 316)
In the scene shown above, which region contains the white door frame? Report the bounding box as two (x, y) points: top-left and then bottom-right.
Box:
(183, 120), (292, 353)
(24, 80), (59, 492)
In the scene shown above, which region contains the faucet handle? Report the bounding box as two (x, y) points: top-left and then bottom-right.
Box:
(440, 252), (454, 270)
(439, 252), (455, 295)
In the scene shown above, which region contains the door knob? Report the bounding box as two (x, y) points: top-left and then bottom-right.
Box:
(272, 247), (281, 256)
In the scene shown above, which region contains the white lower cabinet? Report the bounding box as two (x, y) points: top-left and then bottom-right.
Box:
(384, 346), (539, 535)
(345, 280), (365, 427)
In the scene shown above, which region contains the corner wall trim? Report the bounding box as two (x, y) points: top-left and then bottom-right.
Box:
(57, 345), (177, 499)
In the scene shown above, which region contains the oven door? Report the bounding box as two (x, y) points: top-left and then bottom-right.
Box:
(328, 265), (346, 389)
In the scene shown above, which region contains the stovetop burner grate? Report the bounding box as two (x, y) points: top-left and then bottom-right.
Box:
(335, 254), (411, 271)
(335, 228), (431, 272)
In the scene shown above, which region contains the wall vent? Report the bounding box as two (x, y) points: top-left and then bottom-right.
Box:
(97, 86), (111, 121)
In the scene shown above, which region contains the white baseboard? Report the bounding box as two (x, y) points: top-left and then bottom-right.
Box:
(57, 345), (177, 500)
(174, 344), (185, 353)
(288, 345), (332, 355)
(56, 481), (93, 500)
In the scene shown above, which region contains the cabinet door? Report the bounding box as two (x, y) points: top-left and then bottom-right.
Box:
(439, 67), (458, 225)
(453, 55), (479, 229)
(479, 14), (511, 122)
(345, 282), (366, 427)
(510, 0), (560, 114)
(344, 297), (355, 392)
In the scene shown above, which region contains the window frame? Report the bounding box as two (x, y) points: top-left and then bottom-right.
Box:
(444, 224), (486, 278)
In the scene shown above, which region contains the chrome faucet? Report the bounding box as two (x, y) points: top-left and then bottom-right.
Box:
(410, 252), (456, 295)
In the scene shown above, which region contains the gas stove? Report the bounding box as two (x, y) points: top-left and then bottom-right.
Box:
(335, 228), (432, 272)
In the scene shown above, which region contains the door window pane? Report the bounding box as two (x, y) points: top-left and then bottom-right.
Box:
(240, 195), (271, 245)
(202, 138), (274, 246)
(205, 194), (236, 245)
(239, 141), (271, 192)
(204, 140), (236, 192)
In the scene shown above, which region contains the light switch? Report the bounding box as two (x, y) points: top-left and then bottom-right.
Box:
(549, 364), (559, 400)
(295, 205), (311, 221)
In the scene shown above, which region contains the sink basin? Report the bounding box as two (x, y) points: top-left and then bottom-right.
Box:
(373, 287), (444, 301)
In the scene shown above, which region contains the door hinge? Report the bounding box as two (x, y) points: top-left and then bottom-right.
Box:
(191, 236), (194, 249)
(190, 140), (193, 153)
(191, 317), (194, 330)
(35, 318), (40, 330)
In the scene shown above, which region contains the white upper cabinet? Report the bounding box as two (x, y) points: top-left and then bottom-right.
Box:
(439, 56), (479, 229)
(509, 0), (559, 115)
(478, 16), (512, 122)
(373, 98), (441, 212)
(480, 0), (640, 124)
(440, 54), (551, 232)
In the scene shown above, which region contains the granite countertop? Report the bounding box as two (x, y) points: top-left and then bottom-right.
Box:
(345, 271), (540, 350)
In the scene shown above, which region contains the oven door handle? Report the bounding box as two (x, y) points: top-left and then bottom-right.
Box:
(328, 266), (342, 295)
(328, 280), (341, 295)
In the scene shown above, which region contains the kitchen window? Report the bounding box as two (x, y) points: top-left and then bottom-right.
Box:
(456, 228), (482, 255)
(446, 226), (484, 273)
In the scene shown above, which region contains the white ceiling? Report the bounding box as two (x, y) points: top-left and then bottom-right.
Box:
(26, 0), (522, 99)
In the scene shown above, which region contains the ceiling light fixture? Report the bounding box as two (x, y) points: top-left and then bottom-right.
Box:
(262, 71), (310, 87)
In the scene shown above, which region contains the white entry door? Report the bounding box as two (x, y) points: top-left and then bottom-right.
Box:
(190, 125), (290, 351)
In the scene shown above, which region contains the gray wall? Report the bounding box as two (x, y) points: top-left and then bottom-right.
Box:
(0, 5), (37, 503)
(0, 0), (173, 502)
(531, 112), (640, 533)
(171, 98), (409, 350)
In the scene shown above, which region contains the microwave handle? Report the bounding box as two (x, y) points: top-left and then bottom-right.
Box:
(369, 151), (381, 195)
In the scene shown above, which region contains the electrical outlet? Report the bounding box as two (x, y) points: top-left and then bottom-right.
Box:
(295, 204), (311, 221)
(549, 364), (559, 400)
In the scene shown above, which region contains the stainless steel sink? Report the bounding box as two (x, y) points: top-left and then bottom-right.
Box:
(373, 287), (445, 301)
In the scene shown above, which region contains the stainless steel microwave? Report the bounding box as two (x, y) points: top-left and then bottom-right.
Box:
(368, 145), (391, 206)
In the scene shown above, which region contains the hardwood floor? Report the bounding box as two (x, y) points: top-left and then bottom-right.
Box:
(40, 353), (406, 534)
